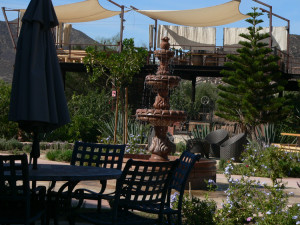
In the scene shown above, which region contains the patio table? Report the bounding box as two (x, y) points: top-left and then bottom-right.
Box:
(28, 164), (122, 224)
(28, 164), (121, 181)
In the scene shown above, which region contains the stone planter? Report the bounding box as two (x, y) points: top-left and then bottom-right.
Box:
(185, 159), (217, 190)
(124, 154), (151, 161)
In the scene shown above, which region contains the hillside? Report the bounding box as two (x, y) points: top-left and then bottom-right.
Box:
(0, 20), (97, 83)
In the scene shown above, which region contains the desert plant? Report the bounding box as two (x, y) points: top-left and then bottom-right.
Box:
(98, 112), (150, 145)
(191, 124), (211, 139)
(255, 123), (297, 146)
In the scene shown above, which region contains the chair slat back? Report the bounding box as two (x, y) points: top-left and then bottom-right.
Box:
(71, 141), (125, 169)
(0, 154), (30, 198)
(171, 151), (201, 193)
(0, 154), (30, 219)
(115, 159), (178, 210)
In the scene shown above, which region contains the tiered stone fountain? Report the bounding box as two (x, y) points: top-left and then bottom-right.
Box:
(136, 37), (186, 161)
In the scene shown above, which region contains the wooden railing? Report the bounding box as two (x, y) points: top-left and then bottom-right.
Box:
(56, 43), (300, 75)
(55, 43), (119, 63)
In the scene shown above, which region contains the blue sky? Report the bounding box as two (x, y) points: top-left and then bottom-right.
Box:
(1, 0), (299, 47)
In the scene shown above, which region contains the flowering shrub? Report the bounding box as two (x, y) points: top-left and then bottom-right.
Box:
(219, 142), (300, 180)
(206, 179), (218, 191)
(214, 159), (300, 225)
(98, 136), (113, 144)
(241, 143), (300, 180)
(171, 192), (217, 225)
(125, 134), (148, 154)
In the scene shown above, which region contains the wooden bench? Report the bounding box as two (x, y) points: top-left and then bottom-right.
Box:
(271, 143), (300, 153)
(56, 49), (87, 63)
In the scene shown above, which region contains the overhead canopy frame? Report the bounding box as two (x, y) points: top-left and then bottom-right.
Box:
(20, 0), (121, 23)
(134, 0), (249, 27)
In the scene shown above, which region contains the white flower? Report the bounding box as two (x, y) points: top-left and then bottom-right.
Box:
(266, 210), (272, 215)
(296, 221), (300, 225)
(293, 216), (298, 220)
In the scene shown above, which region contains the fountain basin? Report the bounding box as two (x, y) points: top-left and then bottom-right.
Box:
(145, 75), (181, 90)
(136, 109), (186, 126)
(154, 49), (175, 57)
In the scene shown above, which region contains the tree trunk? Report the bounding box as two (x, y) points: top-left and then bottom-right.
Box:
(113, 88), (120, 144)
(125, 87), (128, 144)
(120, 88), (125, 144)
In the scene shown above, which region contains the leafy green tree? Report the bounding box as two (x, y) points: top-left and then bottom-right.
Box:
(43, 89), (111, 142)
(0, 80), (18, 139)
(170, 81), (218, 120)
(84, 38), (147, 88)
(216, 8), (290, 140)
(84, 38), (148, 143)
(95, 33), (120, 52)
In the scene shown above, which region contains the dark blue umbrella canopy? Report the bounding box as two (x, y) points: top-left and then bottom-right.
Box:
(9, 0), (70, 168)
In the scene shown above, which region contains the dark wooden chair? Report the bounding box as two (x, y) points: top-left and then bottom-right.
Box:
(164, 151), (201, 225)
(70, 158), (179, 225)
(86, 151), (200, 225)
(71, 141), (125, 208)
(0, 154), (46, 225)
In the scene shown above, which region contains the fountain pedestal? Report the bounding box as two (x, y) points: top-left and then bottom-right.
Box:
(136, 37), (186, 161)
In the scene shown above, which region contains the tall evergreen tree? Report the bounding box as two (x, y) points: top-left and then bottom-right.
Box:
(216, 8), (290, 140)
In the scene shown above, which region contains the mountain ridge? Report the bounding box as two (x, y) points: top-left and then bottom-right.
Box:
(0, 20), (97, 83)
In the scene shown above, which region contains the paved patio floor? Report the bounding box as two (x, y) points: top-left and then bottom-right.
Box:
(2, 154), (299, 224)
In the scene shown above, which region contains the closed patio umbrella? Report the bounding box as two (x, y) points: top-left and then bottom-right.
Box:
(9, 0), (70, 169)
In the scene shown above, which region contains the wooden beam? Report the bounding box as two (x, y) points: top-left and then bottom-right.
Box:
(2, 7), (16, 50)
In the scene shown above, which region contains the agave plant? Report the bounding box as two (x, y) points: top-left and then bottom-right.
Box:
(255, 123), (296, 146)
(191, 124), (212, 139)
(98, 112), (150, 144)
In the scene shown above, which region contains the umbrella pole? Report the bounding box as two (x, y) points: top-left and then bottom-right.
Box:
(31, 131), (40, 170)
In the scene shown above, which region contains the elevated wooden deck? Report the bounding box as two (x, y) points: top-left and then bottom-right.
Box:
(58, 48), (300, 91)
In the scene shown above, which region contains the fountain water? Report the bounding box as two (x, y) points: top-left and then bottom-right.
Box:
(136, 37), (186, 161)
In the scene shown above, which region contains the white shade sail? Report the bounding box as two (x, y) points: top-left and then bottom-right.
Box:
(20, 0), (121, 23)
(136, 0), (249, 27)
(157, 25), (216, 51)
(224, 26), (288, 51)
